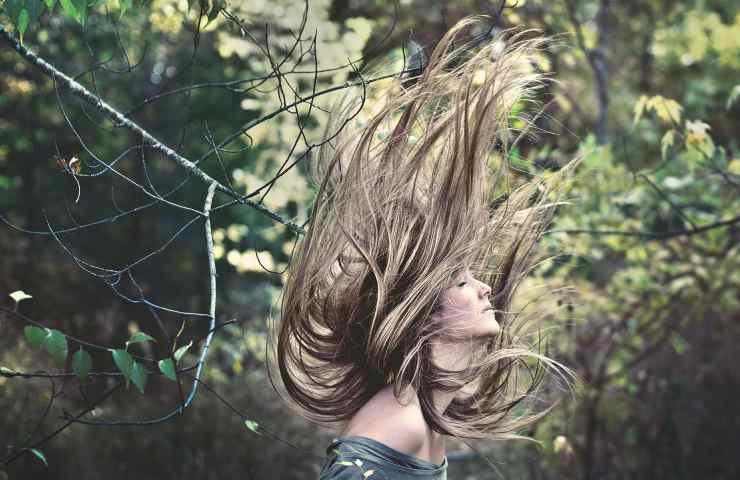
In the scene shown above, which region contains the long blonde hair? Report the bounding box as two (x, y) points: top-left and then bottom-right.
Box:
(269, 17), (579, 440)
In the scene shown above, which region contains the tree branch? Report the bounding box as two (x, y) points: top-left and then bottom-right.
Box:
(546, 214), (740, 239)
(0, 24), (305, 235)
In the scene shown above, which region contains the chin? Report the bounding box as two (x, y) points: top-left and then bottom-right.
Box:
(485, 325), (501, 337)
(479, 312), (501, 337)
(473, 324), (501, 339)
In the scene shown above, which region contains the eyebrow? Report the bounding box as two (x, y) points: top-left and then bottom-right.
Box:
(449, 269), (468, 284)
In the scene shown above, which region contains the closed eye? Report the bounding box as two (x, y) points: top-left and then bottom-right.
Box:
(457, 281), (467, 287)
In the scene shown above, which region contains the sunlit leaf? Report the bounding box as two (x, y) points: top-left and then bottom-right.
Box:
(685, 120), (715, 157)
(728, 158), (740, 175)
(174, 340), (193, 362)
(662, 176), (691, 190)
(632, 95), (648, 127)
(158, 358), (177, 381)
(30, 448), (48, 467)
(660, 130), (675, 160)
(42, 329), (68, 366)
(17, 9), (29, 44)
(72, 348), (92, 381)
(73, 0), (87, 25)
(646, 96), (682, 124)
(244, 419), (261, 435)
(9, 290), (33, 303)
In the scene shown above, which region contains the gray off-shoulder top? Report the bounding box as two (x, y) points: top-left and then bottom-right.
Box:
(318, 436), (448, 479)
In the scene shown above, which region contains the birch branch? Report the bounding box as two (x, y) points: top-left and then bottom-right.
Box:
(0, 24), (305, 235)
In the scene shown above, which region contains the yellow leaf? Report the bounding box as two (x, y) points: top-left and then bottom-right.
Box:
(685, 120), (715, 157)
(660, 130), (676, 159)
(232, 359), (243, 375)
(363, 470), (375, 478)
(553, 435), (568, 453)
(728, 158), (740, 175)
(632, 95), (648, 127)
(685, 119), (711, 138)
(646, 96), (683, 124)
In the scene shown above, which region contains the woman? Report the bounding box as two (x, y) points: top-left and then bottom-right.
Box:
(268, 17), (579, 479)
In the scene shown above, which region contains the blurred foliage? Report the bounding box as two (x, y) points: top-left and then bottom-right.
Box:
(1, 0), (739, 479)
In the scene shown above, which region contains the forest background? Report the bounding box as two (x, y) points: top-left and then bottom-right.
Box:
(0, 0), (738, 479)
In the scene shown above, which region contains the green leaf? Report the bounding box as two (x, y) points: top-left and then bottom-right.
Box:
(207, 0), (222, 23)
(3, 0), (24, 24)
(42, 330), (68, 366)
(24, 326), (49, 349)
(130, 361), (147, 394)
(45, 0), (56, 10)
(72, 348), (92, 381)
(25, 0), (44, 24)
(660, 130), (675, 160)
(126, 331), (156, 350)
(120, 0), (132, 17)
(111, 349), (134, 380)
(671, 334), (688, 354)
(17, 9), (29, 44)
(244, 419), (260, 435)
(30, 448), (48, 467)
(158, 358), (177, 382)
(73, 0), (87, 26)
(174, 340), (193, 363)
(58, 0), (78, 20)
(727, 85), (740, 110)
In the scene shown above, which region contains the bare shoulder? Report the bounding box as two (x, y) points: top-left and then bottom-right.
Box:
(340, 385), (428, 457)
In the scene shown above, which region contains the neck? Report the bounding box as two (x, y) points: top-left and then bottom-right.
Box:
(427, 339), (476, 414)
(396, 341), (475, 464)
(397, 339), (477, 412)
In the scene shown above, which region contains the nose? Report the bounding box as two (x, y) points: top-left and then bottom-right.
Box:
(478, 280), (491, 299)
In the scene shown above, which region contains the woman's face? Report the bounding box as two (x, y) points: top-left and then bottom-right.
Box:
(433, 268), (500, 340)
